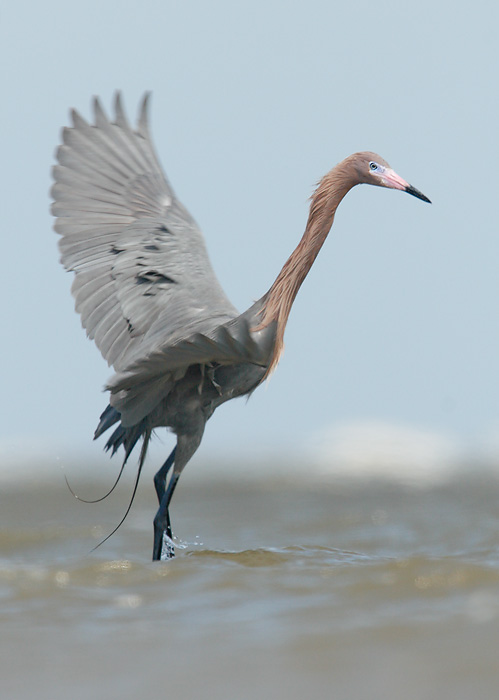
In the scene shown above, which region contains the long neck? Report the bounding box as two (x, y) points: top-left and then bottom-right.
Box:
(256, 158), (358, 373)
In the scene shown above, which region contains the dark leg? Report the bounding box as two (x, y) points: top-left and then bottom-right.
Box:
(152, 447), (176, 560)
(153, 447), (176, 504)
(153, 473), (180, 561)
(152, 427), (205, 562)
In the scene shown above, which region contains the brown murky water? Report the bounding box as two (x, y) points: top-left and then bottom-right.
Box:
(2, 465), (499, 700)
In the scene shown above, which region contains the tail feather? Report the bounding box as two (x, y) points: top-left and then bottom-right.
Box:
(89, 404), (156, 552)
(94, 404), (120, 439)
(94, 403), (150, 464)
(91, 427), (153, 553)
(106, 425), (127, 455)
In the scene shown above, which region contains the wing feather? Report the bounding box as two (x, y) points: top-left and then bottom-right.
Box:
(55, 148), (126, 192)
(53, 94), (240, 381)
(51, 94), (277, 427)
(106, 326), (135, 368)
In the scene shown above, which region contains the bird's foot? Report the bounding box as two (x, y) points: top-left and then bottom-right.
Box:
(160, 532), (175, 560)
(153, 510), (175, 561)
(153, 528), (175, 561)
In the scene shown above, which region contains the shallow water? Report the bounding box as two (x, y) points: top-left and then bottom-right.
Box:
(2, 467), (499, 699)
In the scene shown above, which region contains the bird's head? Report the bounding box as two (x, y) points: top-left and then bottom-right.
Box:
(351, 151), (431, 203)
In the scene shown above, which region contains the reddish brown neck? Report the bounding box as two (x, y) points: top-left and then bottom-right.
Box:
(256, 159), (358, 374)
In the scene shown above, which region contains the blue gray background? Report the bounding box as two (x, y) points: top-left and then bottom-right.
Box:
(2, 0), (498, 479)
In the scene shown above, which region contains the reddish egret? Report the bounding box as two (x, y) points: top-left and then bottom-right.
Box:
(51, 94), (430, 560)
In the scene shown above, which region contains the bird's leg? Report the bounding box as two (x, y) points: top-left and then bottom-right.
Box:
(152, 427), (205, 562)
(153, 446), (176, 504)
(152, 447), (177, 559)
(153, 472), (180, 561)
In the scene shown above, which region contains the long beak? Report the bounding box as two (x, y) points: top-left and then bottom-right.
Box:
(404, 184), (431, 204)
(382, 168), (431, 204)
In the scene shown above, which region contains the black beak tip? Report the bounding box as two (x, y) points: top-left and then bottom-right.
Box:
(405, 184), (431, 204)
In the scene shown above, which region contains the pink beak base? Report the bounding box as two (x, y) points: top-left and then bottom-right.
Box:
(383, 168), (431, 203)
(383, 168), (410, 191)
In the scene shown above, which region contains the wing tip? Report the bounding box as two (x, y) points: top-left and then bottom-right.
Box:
(113, 90), (129, 128)
(70, 108), (88, 130)
(137, 92), (152, 137)
(92, 95), (108, 127)
(66, 91), (153, 138)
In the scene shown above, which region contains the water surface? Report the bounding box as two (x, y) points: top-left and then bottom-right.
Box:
(2, 467), (499, 699)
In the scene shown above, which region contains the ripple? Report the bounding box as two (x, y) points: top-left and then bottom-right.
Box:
(184, 544), (375, 568)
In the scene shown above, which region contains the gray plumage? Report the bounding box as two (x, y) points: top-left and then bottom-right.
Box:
(52, 93), (430, 560)
(53, 94), (272, 421)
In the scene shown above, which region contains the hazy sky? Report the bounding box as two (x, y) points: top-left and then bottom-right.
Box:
(2, 0), (498, 476)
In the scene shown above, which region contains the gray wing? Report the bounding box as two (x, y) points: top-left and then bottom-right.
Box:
(52, 93), (239, 373)
(107, 306), (277, 425)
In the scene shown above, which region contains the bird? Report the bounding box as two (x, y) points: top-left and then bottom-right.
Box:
(51, 93), (431, 561)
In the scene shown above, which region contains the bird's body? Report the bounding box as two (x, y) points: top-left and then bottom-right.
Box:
(52, 94), (430, 560)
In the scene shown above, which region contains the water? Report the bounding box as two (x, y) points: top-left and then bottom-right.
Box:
(2, 466), (499, 699)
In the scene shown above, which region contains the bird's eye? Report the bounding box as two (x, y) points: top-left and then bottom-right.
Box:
(369, 161), (378, 171)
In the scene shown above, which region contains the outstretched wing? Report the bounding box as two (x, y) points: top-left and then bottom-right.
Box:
(52, 93), (239, 372)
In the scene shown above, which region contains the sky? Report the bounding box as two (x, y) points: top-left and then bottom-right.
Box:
(1, 0), (498, 480)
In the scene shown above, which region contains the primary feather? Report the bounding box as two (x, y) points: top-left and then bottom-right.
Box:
(52, 93), (270, 427)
